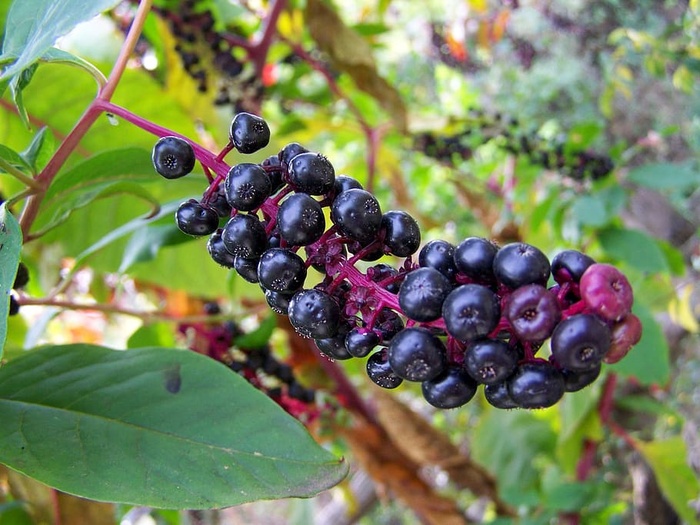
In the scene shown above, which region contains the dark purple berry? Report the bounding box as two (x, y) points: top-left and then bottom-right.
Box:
(288, 152), (336, 195)
(464, 338), (519, 385)
(454, 237), (498, 283)
(314, 323), (353, 360)
(264, 289), (294, 315)
(333, 175), (363, 194)
(508, 361), (565, 409)
(257, 248), (307, 293)
(504, 284), (561, 342)
(330, 188), (382, 245)
(493, 242), (551, 289)
(277, 193), (325, 246)
(387, 327), (447, 382)
(345, 328), (380, 358)
(233, 256), (260, 283)
(398, 267), (452, 322)
(347, 239), (385, 262)
(366, 349), (403, 389)
(421, 367), (478, 409)
(551, 250), (595, 284)
(419, 240), (457, 280)
(230, 112), (270, 154)
(288, 289), (340, 339)
(579, 263), (634, 322)
(221, 213), (268, 258)
(206, 184), (232, 217)
(562, 364), (601, 392)
(224, 163), (272, 211)
(551, 314), (611, 371)
(175, 199), (219, 236)
(381, 210), (421, 257)
(278, 142), (309, 169)
(152, 136), (196, 179)
(484, 382), (519, 409)
(207, 229), (236, 267)
(442, 284), (500, 341)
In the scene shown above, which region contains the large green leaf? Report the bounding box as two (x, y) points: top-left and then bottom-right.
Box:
(637, 437), (700, 525)
(598, 227), (668, 273)
(472, 408), (557, 506)
(0, 344), (347, 508)
(0, 203), (22, 358)
(34, 148), (162, 234)
(0, 0), (120, 81)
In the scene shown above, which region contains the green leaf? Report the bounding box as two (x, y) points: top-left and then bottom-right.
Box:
(0, 0), (120, 80)
(34, 148), (162, 234)
(627, 162), (700, 191)
(556, 383), (603, 475)
(0, 344), (347, 508)
(234, 314), (278, 349)
(127, 323), (177, 349)
(9, 63), (37, 128)
(637, 437), (700, 525)
(0, 203), (22, 358)
(598, 227), (668, 273)
(0, 144), (32, 173)
(19, 127), (54, 174)
(119, 223), (191, 273)
(472, 408), (557, 506)
(40, 47), (107, 87)
(0, 502), (34, 525)
(609, 303), (670, 385)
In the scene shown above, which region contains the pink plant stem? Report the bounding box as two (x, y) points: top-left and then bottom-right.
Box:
(19, 0), (155, 240)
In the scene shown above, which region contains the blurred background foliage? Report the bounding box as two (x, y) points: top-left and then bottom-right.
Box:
(1, 0), (700, 523)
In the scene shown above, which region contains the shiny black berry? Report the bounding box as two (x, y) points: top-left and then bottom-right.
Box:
(484, 382), (519, 409)
(278, 142), (309, 169)
(398, 267), (452, 322)
(454, 237), (498, 283)
(421, 367), (478, 409)
(257, 248), (307, 293)
(233, 256), (260, 283)
(221, 213), (268, 258)
(345, 328), (380, 358)
(442, 284), (501, 341)
(381, 210), (421, 258)
(508, 361), (565, 409)
(333, 175), (363, 194)
(230, 112), (270, 154)
(419, 240), (457, 280)
(152, 136), (196, 179)
(330, 188), (382, 245)
(493, 242), (551, 289)
(464, 338), (519, 385)
(13, 262), (29, 289)
(366, 349), (403, 389)
(550, 314), (611, 371)
(562, 364), (602, 392)
(264, 289), (294, 315)
(288, 289), (340, 339)
(175, 199), (219, 236)
(207, 229), (236, 268)
(224, 163), (272, 211)
(277, 193), (325, 246)
(388, 327), (447, 382)
(288, 152), (336, 195)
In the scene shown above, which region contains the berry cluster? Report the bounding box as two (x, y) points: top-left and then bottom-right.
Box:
(414, 111), (614, 181)
(152, 113), (641, 410)
(148, 0), (261, 111)
(179, 303), (322, 423)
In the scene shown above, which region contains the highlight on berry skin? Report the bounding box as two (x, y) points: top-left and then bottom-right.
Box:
(152, 112), (644, 412)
